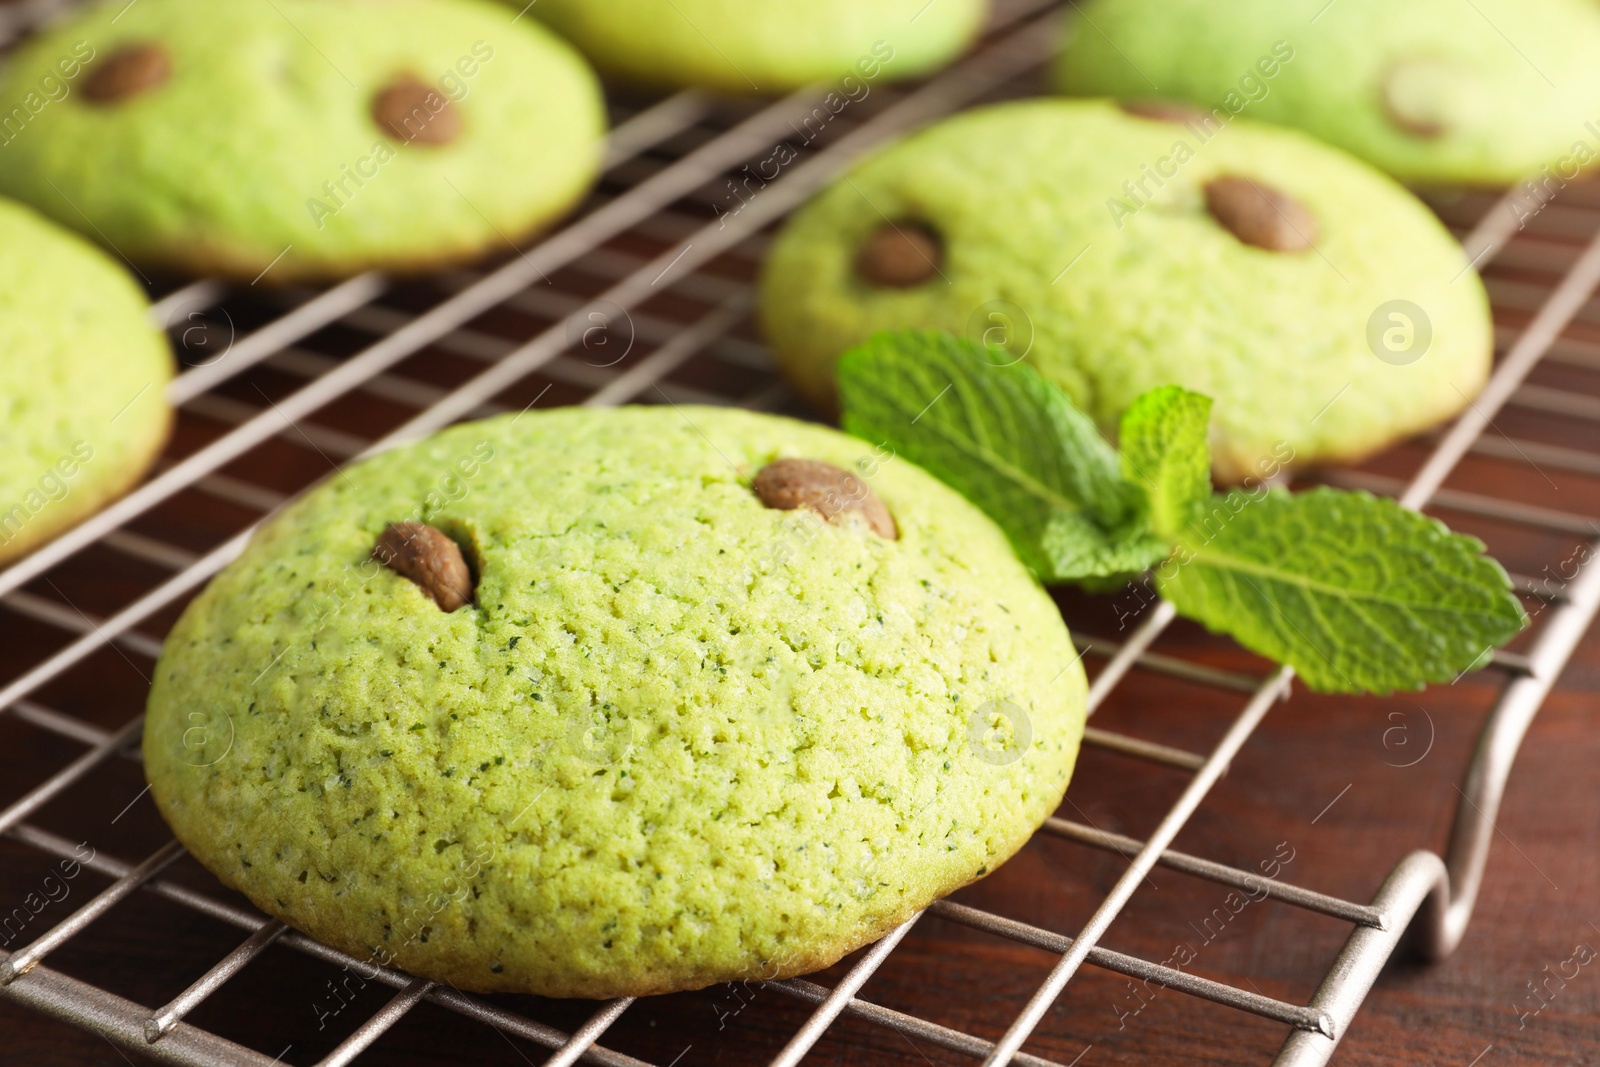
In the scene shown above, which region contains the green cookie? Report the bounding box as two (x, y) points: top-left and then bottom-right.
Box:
(0, 198), (172, 566)
(759, 100), (1491, 481)
(144, 406), (1085, 998)
(0, 0), (605, 282)
(528, 0), (986, 93)
(1054, 0), (1600, 186)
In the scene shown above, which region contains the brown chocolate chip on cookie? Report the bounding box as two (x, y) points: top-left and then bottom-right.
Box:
(855, 222), (943, 288)
(753, 459), (897, 540)
(1381, 62), (1450, 140)
(372, 74), (462, 146)
(1203, 176), (1319, 252)
(373, 522), (476, 611)
(1119, 99), (1209, 125)
(84, 44), (171, 105)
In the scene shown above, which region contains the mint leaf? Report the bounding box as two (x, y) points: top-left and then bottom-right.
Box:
(837, 330), (1168, 581)
(1119, 386), (1213, 541)
(836, 328), (1526, 697)
(1157, 487), (1528, 694)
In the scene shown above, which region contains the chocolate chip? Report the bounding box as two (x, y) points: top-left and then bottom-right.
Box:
(855, 222), (942, 288)
(84, 44), (171, 105)
(1203, 176), (1319, 253)
(1382, 63), (1449, 140)
(1119, 99), (1208, 125)
(372, 74), (461, 146)
(752, 459), (897, 540)
(373, 522), (475, 611)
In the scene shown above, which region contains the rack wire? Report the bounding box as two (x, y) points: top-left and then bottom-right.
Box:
(1, 1), (1598, 1064)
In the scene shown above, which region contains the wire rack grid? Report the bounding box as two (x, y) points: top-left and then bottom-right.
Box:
(1, 1), (1598, 1064)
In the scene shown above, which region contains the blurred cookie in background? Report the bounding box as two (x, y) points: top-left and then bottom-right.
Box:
(0, 199), (172, 565)
(1054, 0), (1600, 186)
(0, 0), (607, 282)
(524, 0), (987, 93)
(760, 100), (1492, 481)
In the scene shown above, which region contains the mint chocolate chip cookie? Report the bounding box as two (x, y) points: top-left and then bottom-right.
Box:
(144, 406), (1086, 997)
(1054, 0), (1600, 186)
(0, 0), (605, 282)
(527, 0), (986, 93)
(0, 199), (172, 566)
(759, 100), (1492, 481)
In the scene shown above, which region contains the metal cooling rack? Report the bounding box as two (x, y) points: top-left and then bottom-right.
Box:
(2, 0), (1598, 1064)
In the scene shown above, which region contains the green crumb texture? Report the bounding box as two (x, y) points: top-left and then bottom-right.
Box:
(144, 406), (1087, 998)
(526, 0), (987, 93)
(759, 99), (1492, 481)
(0, 0), (605, 282)
(0, 198), (172, 565)
(1054, 0), (1600, 186)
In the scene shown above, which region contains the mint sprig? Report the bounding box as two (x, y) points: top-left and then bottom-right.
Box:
(837, 330), (1169, 581)
(837, 330), (1527, 695)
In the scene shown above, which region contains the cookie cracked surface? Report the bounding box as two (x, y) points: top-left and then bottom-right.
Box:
(144, 406), (1085, 997)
